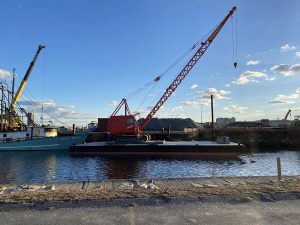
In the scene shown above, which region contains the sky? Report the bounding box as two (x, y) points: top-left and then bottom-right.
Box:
(0, 0), (300, 126)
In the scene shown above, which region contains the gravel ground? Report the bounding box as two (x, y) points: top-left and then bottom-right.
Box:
(0, 177), (299, 204)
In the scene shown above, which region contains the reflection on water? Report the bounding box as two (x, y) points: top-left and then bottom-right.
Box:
(0, 150), (299, 184)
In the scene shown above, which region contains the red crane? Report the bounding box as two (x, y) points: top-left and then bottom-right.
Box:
(107, 6), (237, 137)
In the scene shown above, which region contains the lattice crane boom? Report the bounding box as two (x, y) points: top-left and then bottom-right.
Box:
(139, 6), (237, 130)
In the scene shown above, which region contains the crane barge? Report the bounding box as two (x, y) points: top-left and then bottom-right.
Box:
(70, 6), (244, 158)
(107, 6), (237, 138)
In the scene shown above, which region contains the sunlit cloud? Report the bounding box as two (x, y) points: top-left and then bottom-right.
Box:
(107, 100), (119, 106)
(171, 105), (184, 111)
(270, 64), (300, 77)
(181, 101), (202, 108)
(265, 76), (277, 81)
(253, 109), (265, 117)
(233, 71), (270, 85)
(198, 88), (230, 100)
(280, 43), (296, 52)
(19, 99), (96, 126)
(181, 88), (230, 108)
(296, 52), (300, 59)
(268, 88), (300, 104)
(246, 60), (260, 66)
(0, 68), (13, 79)
(190, 84), (198, 89)
(223, 104), (248, 114)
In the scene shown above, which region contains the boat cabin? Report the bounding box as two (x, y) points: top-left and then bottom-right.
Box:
(0, 126), (58, 143)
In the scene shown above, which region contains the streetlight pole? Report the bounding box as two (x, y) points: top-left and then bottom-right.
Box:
(201, 103), (203, 123)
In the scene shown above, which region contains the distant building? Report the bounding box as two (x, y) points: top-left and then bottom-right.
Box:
(269, 120), (292, 128)
(216, 117), (236, 128)
(260, 119), (270, 126)
(227, 122), (270, 128)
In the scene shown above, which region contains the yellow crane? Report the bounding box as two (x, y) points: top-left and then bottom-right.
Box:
(5, 44), (45, 130)
(283, 109), (291, 121)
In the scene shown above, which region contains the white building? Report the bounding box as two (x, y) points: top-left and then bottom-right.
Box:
(216, 117), (236, 127)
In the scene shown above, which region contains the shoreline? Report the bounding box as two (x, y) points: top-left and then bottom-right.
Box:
(1, 176), (299, 206)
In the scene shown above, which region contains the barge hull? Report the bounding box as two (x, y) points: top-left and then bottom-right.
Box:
(69, 141), (243, 159)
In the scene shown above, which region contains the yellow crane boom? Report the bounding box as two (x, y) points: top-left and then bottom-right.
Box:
(9, 44), (45, 112)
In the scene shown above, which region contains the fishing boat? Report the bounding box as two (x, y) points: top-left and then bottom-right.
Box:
(0, 127), (88, 151)
(0, 44), (88, 151)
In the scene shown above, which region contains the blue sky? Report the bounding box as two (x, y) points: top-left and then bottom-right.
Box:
(0, 0), (300, 126)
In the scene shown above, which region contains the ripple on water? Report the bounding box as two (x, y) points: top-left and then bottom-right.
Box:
(0, 150), (299, 184)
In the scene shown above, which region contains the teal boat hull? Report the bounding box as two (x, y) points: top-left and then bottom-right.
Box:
(0, 132), (88, 151)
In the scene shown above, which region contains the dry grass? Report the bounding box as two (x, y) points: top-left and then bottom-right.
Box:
(1, 180), (299, 204)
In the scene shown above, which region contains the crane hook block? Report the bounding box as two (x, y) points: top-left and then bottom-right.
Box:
(154, 76), (161, 82)
(234, 62), (237, 69)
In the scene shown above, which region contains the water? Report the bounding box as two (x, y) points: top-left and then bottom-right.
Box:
(0, 150), (299, 184)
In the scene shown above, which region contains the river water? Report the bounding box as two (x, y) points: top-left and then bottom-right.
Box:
(0, 150), (299, 184)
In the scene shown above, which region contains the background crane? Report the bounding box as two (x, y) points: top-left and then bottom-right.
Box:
(2, 45), (45, 130)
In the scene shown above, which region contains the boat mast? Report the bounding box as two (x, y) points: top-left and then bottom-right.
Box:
(11, 68), (16, 104)
(1, 82), (5, 130)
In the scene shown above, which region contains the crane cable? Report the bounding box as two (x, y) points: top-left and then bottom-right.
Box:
(7, 71), (68, 127)
(146, 24), (220, 109)
(232, 13), (238, 68)
(130, 21), (222, 114)
(125, 21), (221, 102)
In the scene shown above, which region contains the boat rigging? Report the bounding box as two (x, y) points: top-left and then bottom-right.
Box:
(1, 45), (45, 130)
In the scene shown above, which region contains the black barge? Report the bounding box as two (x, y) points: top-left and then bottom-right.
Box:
(69, 140), (244, 159)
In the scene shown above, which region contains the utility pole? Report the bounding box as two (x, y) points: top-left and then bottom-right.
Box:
(211, 95), (214, 141)
(201, 103), (203, 123)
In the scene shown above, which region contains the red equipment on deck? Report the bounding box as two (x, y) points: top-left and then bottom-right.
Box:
(107, 6), (237, 137)
(107, 98), (140, 135)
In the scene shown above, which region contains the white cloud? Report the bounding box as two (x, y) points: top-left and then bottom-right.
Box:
(233, 71), (269, 85)
(223, 104), (248, 114)
(247, 60), (260, 66)
(180, 88), (230, 108)
(19, 99), (56, 108)
(268, 88), (300, 104)
(270, 64), (300, 76)
(295, 52), (300, 59)
(165, 113), (187, 118)
(181, 101), (202, 108)
(0, 68), (13, 79)
(265, 76), (277, 81)
(280, 43), (296, 52)
(18, 99), (95, 126)
(171, 106), (184, 111)
(107, 100), (119, 107)
(253, 109), (265, 117)
(190, 84), (198, 89)
(225, 83), (231, 88)
(198, 88), (230, 100)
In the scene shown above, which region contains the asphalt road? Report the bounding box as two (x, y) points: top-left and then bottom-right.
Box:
(0, 199), (299, 225)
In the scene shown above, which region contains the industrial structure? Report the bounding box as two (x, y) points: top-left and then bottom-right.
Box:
(104, 7), (237, 139)
(0, 45), (45, 131)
